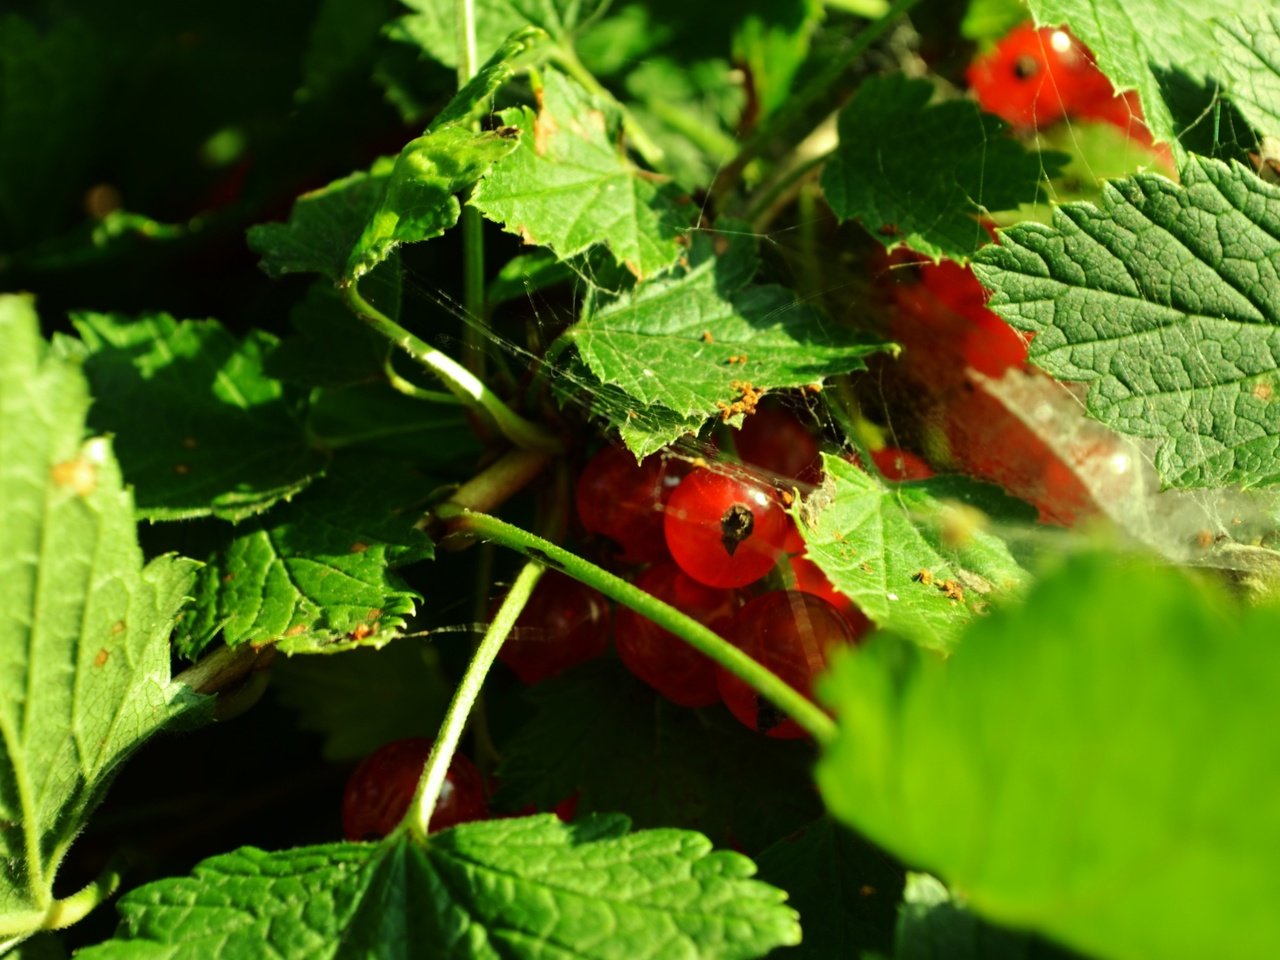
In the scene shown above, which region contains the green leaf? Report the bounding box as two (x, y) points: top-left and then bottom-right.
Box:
(389, 0), (605, 69)
(817, 552), (1280, 960)
(754, 818), (904, 958)
(990, 121), (1176, 228)
(348, 125), (521, 279)
(72, 313), (325, 522)
(1025, 0), (1258, 153)
(487, 249), (576, 307)
(305, 382), (478, 462)
(265, 278), (398, 389)
(1216, 11), (1280, 141)
(0, 295), (209, 937)
(971, 157), (1280, 490)
(730, 0), (822, 120)
(175, 457), (436, 657)
(621, 57), (743, 191)
(799, 455), (1027, 652)
(470, 68), (694, 279)
(248, 157), (396, 282)
(559, 227), (887, 456)
(79, 816), (800, 959)
(272, 640), (449, 761)
(495, 660), (824, 853)
(822, 75), (1065, 260)
(890, 875), (1081, 960)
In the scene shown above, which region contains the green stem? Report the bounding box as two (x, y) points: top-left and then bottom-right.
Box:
(551, 46), (666, 169)
(435, 505), (837, 743)
(384, 354), (464, 405)
(712, 0), (921, 208)
(341, 283), (562, 453)
(456, 0), (488, 375)
(408, 561), (545, 838)
(0, 866), (121, 937)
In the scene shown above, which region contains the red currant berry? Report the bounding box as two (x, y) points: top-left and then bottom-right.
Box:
(576, 444), (685, 563)
(342, 738), (488, 841)
(734, 407), (822, 484)
(966, 25), (1114, 130)
(615, 562), (740, 707)
(663, 467), (790, 588)
(789, 555), (870, 634)
(499, 571), (610, 685)
(716, 591), (861, 739)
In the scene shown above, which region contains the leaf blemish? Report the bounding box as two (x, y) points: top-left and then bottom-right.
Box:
(51, 457), (98, 496)
(94, 648), (109, 667)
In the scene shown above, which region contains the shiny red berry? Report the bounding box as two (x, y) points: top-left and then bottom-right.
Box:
(663, 467), (790, 588)
(788, 555), (871, 632)
(499, 571), (610, 685)
(716, 591), (862, 739)
(576, 444), (685, 563)
(615, 562), (740, 707)
(966, 24), (1115, 130)
(734, 407), (822, 485)
(342, 738), (488, 841)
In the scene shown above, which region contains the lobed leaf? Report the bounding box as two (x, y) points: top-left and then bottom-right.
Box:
(1216, 11), (1280, 141)
(175, 457), (438, 658)
(79, 816), (800, 959)
(72, 313), (325, 522)
(822, 74), (1065, 260)
(560, 227), (887, 456)
(972, 157), (1280, 490)
(248, 158), (396, 282)
(799, 455), (1027, 652)
(0, 296), (209, 938)
(389, 0), (603, 69)
(470, 68), (693, 279)
(1026, 0), (1258, 154)
(817, 552), (1280, 959)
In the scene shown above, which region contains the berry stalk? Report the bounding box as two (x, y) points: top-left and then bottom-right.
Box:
(408, 560), (546, 839)
(435, 504), (839, 743)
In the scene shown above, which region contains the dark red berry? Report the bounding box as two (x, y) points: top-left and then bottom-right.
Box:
(615, 562), (740, 707)
(734, 407), (822, 484)
(789, 555), (866, 625)
(342, 738), (488, 841)
(717, 591), (862, 739)
(499, 571), (610, 685)
(576, 445), (685, 563)
(663, 467), (790, 588)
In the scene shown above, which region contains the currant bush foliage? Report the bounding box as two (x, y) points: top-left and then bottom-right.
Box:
(79, 816), (801, 959)
(818, 553), (1280, 960)
(0, 297), (209, 937)
(974, 158), (1280, 489)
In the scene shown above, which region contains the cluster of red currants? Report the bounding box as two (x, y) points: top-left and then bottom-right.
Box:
(342, 411), (919, 841)
(966, 23), (1155, 145)
(506, 409), (888, 740)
